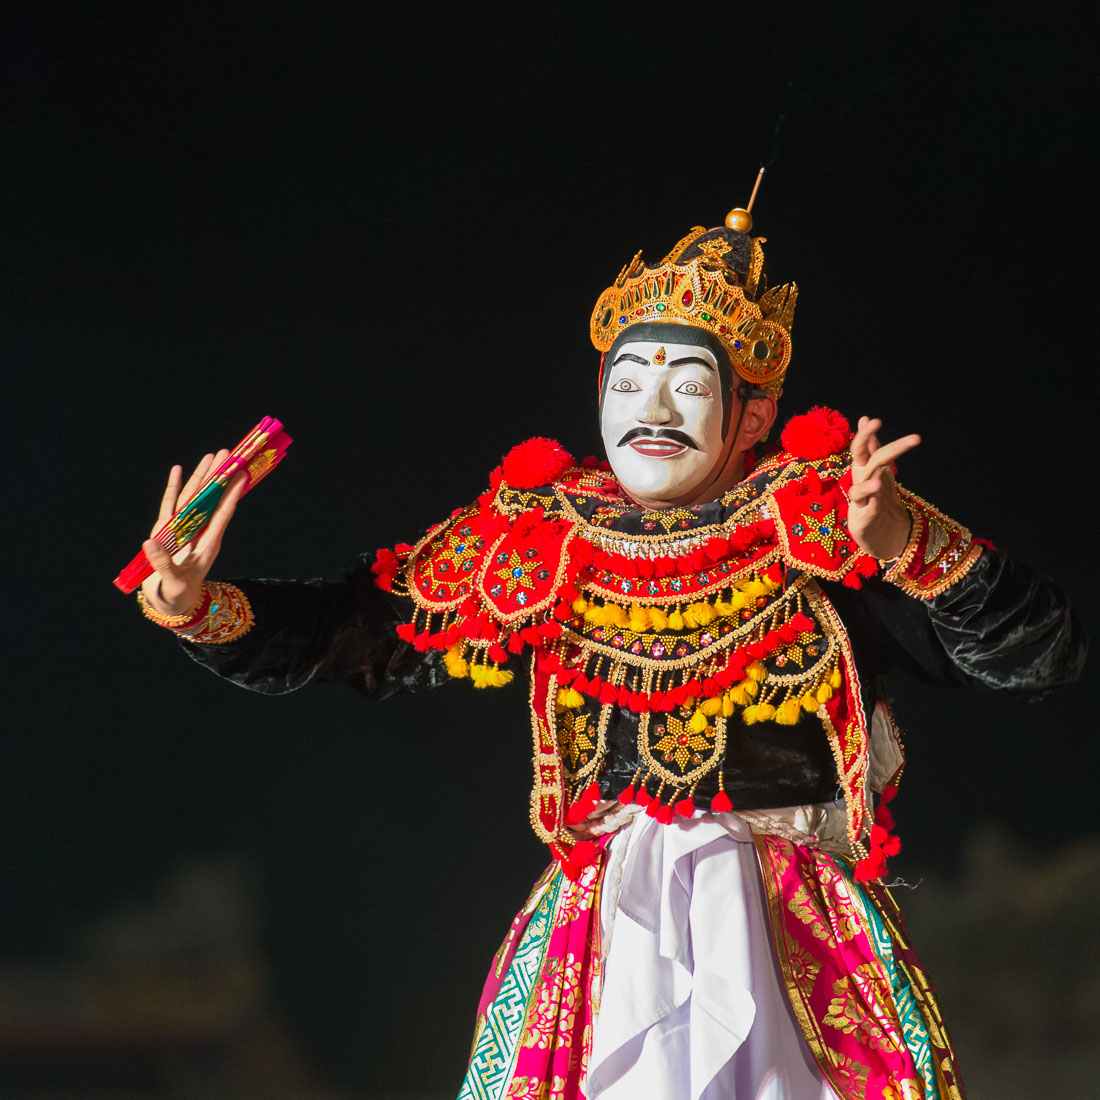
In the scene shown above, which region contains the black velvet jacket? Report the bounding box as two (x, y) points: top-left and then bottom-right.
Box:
(181, 544), (1085, 812)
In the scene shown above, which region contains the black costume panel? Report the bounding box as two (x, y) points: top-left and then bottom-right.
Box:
(182, 545), (1085, 811)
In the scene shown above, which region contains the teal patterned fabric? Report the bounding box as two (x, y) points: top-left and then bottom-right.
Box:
(845, 869), (940, 1100)
(458, 875), (563, 1100)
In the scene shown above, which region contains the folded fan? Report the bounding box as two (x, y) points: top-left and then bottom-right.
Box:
(114, 416), (292, 593)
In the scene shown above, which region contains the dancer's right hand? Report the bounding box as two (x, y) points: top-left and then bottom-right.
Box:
(140, 449), (248, 616)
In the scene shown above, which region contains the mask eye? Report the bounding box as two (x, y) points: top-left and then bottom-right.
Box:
(610, 378), (640, 393)
(675, 380), (711, 397)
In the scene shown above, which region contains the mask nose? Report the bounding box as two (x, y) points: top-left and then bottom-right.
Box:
(640, 380), (673, 424)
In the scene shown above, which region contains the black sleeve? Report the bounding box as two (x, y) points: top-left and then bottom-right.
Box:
(179, 554), (449, 698)
(821, 548), (1087, 697)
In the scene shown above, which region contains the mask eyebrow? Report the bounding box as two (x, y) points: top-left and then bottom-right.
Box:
(611, 352), (649, 366)
(667, 355), (715, 372)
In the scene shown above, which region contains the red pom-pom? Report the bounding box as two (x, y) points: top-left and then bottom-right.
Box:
(645, 798), (661, 818)
(618, 784), (636, 805)
(500, 438), (575, 488)
(705, 537), (730, 562)
(842, 571), (864, 589)
(674, 797), (695, 818)
(781, 407), (851, 460)
(572, 840), (598, 867)
(875, 804), (895, 831)
(396, 623), (417, 642)
(854, 849), (888, 882)
(856, 556), (879, 578)
(880, 784), (899, 804)
(635, 786), (652, 808)
(711, 790), (733, 813)
(656, 804), (675, 825)
(883, 835), (902, 856)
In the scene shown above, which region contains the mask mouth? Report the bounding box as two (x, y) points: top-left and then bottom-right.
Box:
(617, 427), (700, 455)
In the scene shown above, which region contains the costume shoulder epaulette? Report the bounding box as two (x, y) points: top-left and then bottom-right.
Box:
(761, 407), (982, 596)
(756, 408), (880, 587)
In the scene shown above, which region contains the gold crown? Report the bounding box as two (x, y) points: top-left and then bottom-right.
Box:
(589, 220), (798, 399)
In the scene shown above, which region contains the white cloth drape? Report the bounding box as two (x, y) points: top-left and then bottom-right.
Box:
(588, 810), (841, 1100)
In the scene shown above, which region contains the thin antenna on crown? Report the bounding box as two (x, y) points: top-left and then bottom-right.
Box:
(725, 167), (765, 233)
(745, 166), (765, 214)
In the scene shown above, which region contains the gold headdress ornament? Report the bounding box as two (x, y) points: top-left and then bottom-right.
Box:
(590, 169), (798, 399)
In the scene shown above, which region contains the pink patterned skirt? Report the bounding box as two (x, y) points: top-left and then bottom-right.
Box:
(458, 813), (964, 1100)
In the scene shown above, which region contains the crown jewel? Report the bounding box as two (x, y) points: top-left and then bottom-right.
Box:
(589, 215), (798, 399)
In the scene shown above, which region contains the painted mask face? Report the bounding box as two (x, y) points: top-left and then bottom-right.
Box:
(600, 340), (731, 505)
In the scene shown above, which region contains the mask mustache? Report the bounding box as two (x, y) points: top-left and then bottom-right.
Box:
(617, 427), (699, 451)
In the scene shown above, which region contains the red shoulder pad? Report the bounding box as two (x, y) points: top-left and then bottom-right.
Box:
(406, 504), (489, 610)
(769, 462), (877, 581)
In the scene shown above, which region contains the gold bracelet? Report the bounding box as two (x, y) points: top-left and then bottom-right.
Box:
(137, 587), (208, 628)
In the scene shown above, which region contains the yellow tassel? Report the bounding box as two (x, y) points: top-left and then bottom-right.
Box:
(668, 609), (685, 631)
(474, 664), (513, 689)
(688, 709), (709, 733)
(700, 697), (722, 716)
(742, 702), (776, 725)
(557, 686), (584, 709)
(816, 683), (834, 703)
(571, 596), (589, 614)
(727, 685), (748, 706)
(742, 579), (768, 599)
(828, 667), (842, 689)
(713, 599), (735, 616)
(628, 605), (650, 632)
(685, 601), (716, 626)
(801, 692), (820, 712)
(775, 698), (802, 725)
(443, 645), (469, 679)
(721, 693), (736, 716)
(605, 603), (629, 629)
(648, 607), (668, 631)
(746, 661), (767, 682)
(760, 573), (781, 592)
(584, 605), (605, 624)
(727, 590), (748, 609)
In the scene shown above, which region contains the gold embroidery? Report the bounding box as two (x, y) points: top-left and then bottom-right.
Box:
(557, 711), (595, 771)
(493, 550), (540, 597)
(522, 952), (583, 1050)
(834, 1053), (870, 1098)
(786, 884), (836, 948)
(652, 710), (716, 771)
(787, 940), (823, 996)
(883, 1080), (923, 1100)
(822, 964), (905, 1054)
(812, 858), (863, 943)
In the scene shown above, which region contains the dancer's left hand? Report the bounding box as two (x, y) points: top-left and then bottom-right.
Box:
(848, 416), (920, 561)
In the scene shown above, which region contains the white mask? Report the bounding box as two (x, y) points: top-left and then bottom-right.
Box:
(600, 340), (733, 506)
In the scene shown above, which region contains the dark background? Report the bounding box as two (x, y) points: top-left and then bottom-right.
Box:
(3, 3), (1097, 1096)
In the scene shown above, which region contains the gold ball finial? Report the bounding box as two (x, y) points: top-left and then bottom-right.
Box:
(725, 207), (753, 233)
